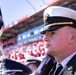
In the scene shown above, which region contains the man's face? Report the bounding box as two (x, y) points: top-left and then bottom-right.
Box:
(27, 64), (37, 73)
(43, 26), (71, 57)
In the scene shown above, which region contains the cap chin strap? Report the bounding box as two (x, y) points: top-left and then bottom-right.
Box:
(1, 69), (23, 75)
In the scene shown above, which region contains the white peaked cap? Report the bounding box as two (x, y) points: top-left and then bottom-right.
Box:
(41, 6), (76, 34)
(44, 6), (76, 20)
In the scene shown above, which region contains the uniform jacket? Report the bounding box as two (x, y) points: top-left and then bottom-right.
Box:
(49, 54), (76, 75)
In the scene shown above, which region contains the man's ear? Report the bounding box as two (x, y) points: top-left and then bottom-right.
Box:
(69, 32), (76, 44)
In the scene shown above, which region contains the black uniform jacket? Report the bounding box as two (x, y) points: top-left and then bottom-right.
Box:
(49, 54), (76, 75)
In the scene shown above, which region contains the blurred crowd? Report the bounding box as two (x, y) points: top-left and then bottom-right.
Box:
(4, 40), (46, 64)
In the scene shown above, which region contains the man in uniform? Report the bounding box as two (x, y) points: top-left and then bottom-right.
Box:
(40, 6), (76, 75)
(0, 8), (32, 75)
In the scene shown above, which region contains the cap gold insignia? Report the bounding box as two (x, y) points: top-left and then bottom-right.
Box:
(43, 16), (48, 23)
(68, 66), (73, 71)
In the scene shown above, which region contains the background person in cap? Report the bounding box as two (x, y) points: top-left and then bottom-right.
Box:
(0, 58), (32, 75)
(0, 7), (6, 61)
(0, 8), (32, 75)
(40, 6), (76, 75)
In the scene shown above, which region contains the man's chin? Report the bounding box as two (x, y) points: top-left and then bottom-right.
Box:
(47, 51), (51, 55)
(47, 51), (54, 56)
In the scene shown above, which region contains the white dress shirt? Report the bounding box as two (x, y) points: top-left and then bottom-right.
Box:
(61, 51), (76, 68)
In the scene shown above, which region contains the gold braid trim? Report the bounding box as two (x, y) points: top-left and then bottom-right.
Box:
(45, 22), (73, 28)
(26, 61), (36, 65)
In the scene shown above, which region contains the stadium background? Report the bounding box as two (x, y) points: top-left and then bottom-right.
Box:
(1, 0), (76, 64)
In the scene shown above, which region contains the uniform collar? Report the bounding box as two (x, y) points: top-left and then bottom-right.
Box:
(60, 52), (76, 68)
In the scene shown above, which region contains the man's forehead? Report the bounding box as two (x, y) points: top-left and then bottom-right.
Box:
(45, 27), (61, 33)
(45, 26), (73, 33)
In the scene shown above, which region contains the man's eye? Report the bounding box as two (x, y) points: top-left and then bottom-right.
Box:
(46, 31), (56, 35)
(51, 32), (55, 35)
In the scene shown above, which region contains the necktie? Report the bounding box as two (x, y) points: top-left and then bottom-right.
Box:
(54, 64), (63, 75)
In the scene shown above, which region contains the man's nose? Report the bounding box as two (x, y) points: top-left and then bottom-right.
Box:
(43, 35), (50, 42)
